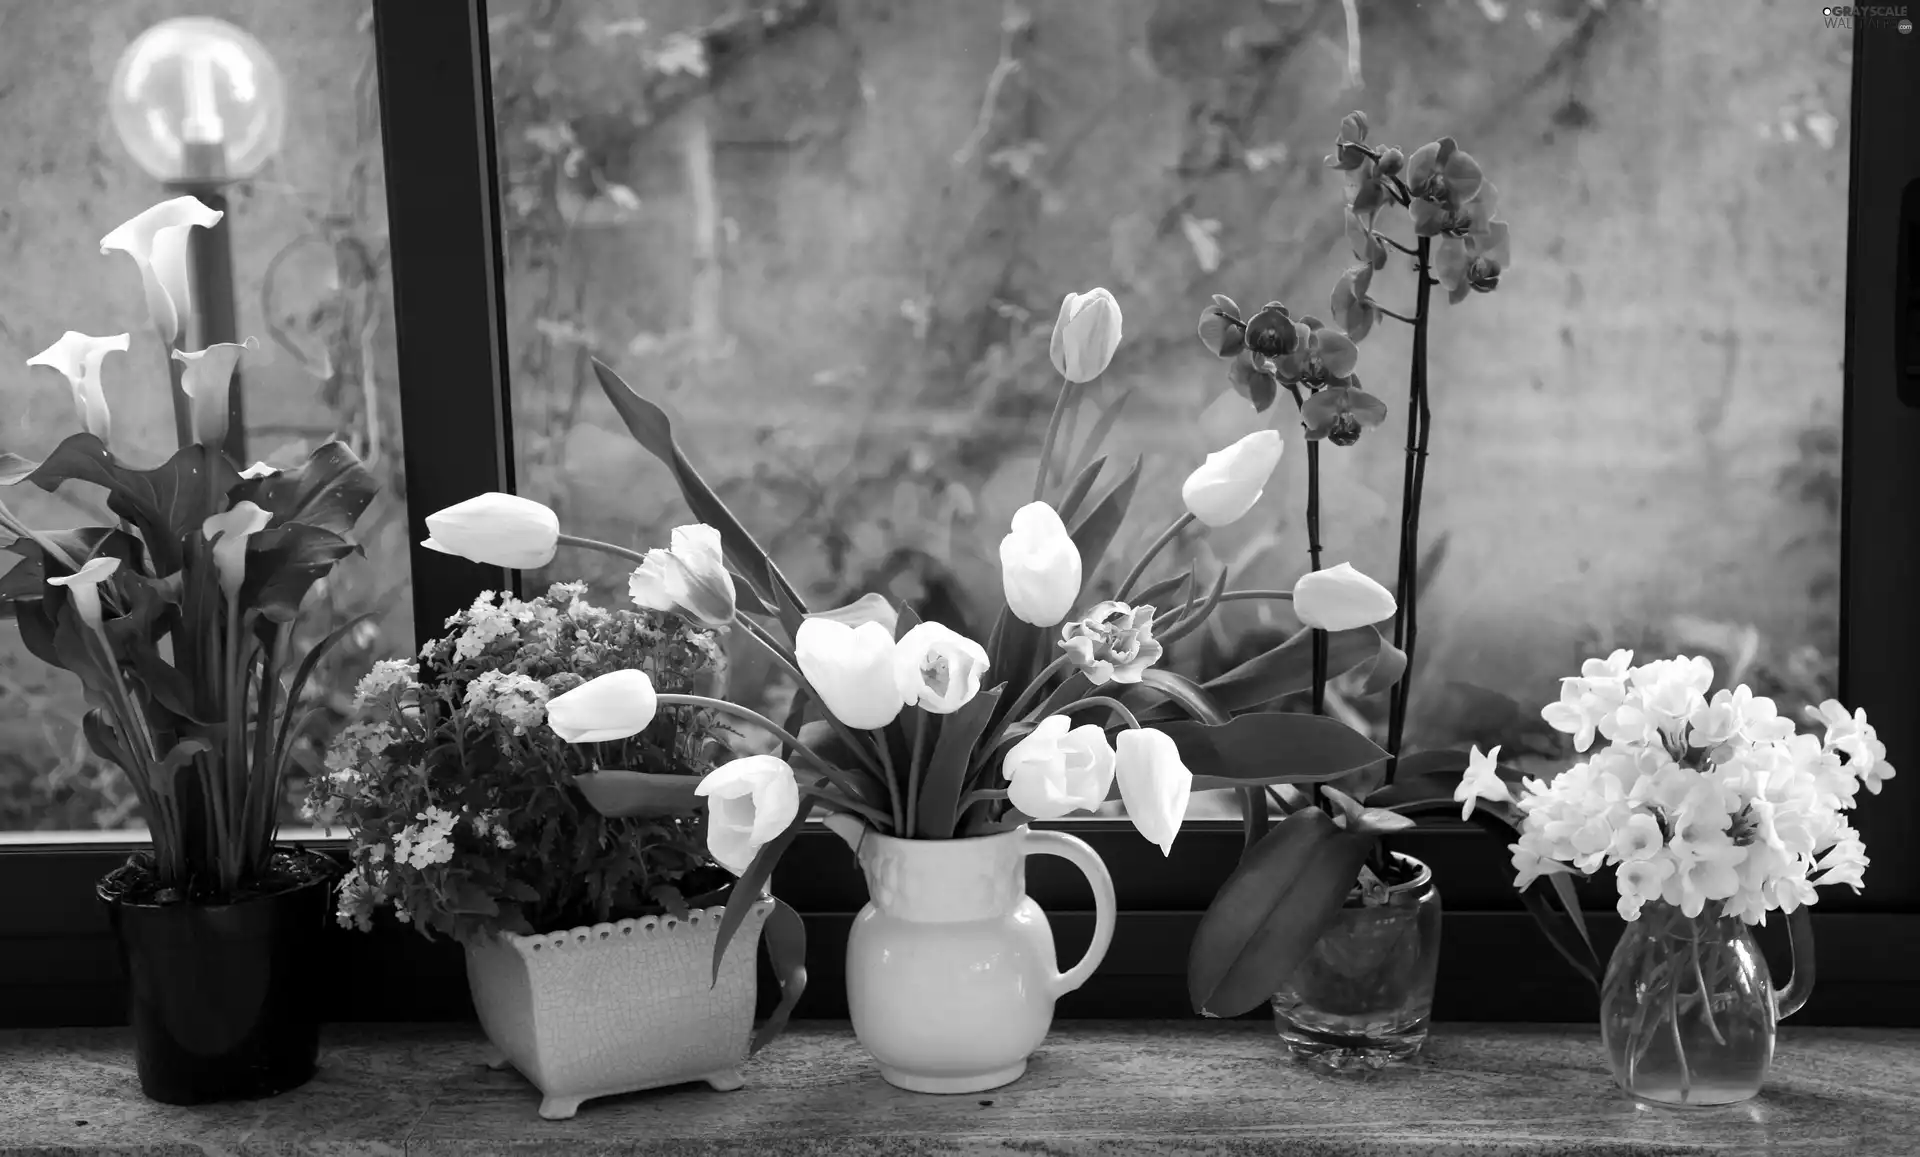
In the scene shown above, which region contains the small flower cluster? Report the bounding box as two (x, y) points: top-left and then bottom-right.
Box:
(309, 583), (731, 944)
(1460, 651), (1889, 925)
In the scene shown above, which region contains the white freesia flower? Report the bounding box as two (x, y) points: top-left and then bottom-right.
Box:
(100, 196), (224, 341)
(1452, 744), (1509, 821)
(46, 556), (122, 631)
(695, 754), (801, 875)
(1180, 430), (1283, 528)
(794, 617), (903, 731)
(999, 501), (1081, 628)
(422, 492), (560, 570)
(201, 500), (273, 597)
(1048, 287), (1122, 383)
(1291, 561), (1397, 631)
(893, 621), (989, 714)
(627, 522), (736, 629)
(173, 338), (257, 447)
(1115, 727), (1191, 856)
(546, 669), (658, 743)
(1003, 715), (1115, 820)
(27, 331), (130, 443)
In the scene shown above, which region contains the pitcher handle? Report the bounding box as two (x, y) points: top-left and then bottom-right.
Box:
(1022, 829), (1117, 999)
(1774, 903), (1817, 1020)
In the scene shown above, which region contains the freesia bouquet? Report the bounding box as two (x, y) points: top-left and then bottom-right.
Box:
(0, 195), (378, 901)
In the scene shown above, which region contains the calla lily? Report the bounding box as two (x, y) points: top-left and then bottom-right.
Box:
(174, 338), (257, 448)
(546, 669), (659, 743)
(1003, 714), (1115, 820)
(239, 461), (279, 479)
(999, 501), (1082, 628)
(1048, 287), (1122, 383)
(202, 501), (272, 598)
(695, 754), (802, 875)
(27, 331), (129, 443)
(1115, 727), (1192, 856)
(100, 196), (223, 342)
(1181, 430), (1283, 528)
(1293, 561), (1397, 631)
(627, 522), (736, 629)
(893, 621), (989, 714)
(422, 492), (559, 570)
(46, 556), (122, 631)
(794, 617), (903, 731)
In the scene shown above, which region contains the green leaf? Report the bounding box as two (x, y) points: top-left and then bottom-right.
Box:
(1056, 456), (1107, 525)
(1202, 624), (1387, 713)
(0, 453), (40, 486)
(231, 441), (378, 535)
(240, 524), (360, 624)
(1066, 389), (1133, 484)
(1068, 456), (1141, 583)
(1188, 807), (1376, 1017)
(709, 803), (810, 984)
(914, 686), (1004, 839)
(751, 897), (809, 1053)
(28, 435), (240, 575)
(1136, 669), (1229, 725)
(592, 358), (806, 632)
(574, 770), (702, 817)
(1155, 710), (1389, 790)
(273, 613), (378, 777)
(0, 527), (145, 604)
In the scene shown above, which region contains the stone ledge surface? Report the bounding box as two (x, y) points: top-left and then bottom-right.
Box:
(1, 1021), (1914, 1156)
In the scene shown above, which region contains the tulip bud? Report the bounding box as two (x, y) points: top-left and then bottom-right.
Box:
(100, 196), (224, 342)
(1115, 728), (1191, 856)
(422, 493), (560, 570)
(1004, 715), (1116, 820)
(1181, 430), (1283, 529)
(628, 523), (737, 629)
(46, 557), (122, 632)
(795, 617), (904, 731)
(546, 669), (659, 743)
(201, 501), (273, 599)
(999, 501), (1082, 628)
(173, 339), (257, 449)
(1048, 288), (1123, 383)
(27, 331), (129, 444)
(1293, 561), (1397, 631)
(893, 621), (990, 714)
(695, 754), (802, 875)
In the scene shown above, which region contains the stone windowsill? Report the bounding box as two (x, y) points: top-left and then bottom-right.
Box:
(2, 1021), (1913, 1155)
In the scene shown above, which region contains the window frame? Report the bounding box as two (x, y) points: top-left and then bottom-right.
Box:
(1, 0), (1915, 1029)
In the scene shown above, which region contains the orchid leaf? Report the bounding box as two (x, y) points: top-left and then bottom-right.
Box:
(752, 897), (808, 1053)
(1155, 709), (1389, 790)
(915, 685), (1003, 839)
(574, 770), (703, 817)
(1202, 623), (1388, 712)
(0, 453), (39, 487)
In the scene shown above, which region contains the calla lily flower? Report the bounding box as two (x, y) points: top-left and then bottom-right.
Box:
(1048, 287), (1122, 383)
(893, 621), (989, 714)
(1004, 714), (1115, 820)
(1115, 727), (1192, 856)
(100, 196), (223, 342)
(627, 522), (736, 629)
(1181, 430), (1283, 528)
(422, 493), (560, 570)
(546, 669), (659, 743)
(46, 556), (122, 631)
(202, 501), (273, 598)
(999, 501), (1082, 628)
(174, 338), (257, 448)
(794, 617), (903, 731)
(27, 331), (129, 443)
(695, 754), (802, 875)
(239, 462), (280, 479)
(1293, 561), (1397, 631)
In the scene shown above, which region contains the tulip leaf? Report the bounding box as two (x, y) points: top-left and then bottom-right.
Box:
(914, 685), (1004, 840)
(1056, 455), (1107, 524)
(1188, 807), (1377, 1017)
(1155, 710), (1389, 790)
(592, 359), (808, 632)
(0, 453), (40, 487)
(1202, 623), (1391, 713)
(1066, 388), (1133, 485)
(729, 571), (776, 617)
(1137, 668), (1229, 725)
(28, 435), (241, 575)
(1069, 457), (1141, 582)
(752, 897), (808, 1053)
(231, 441), (377, 536)
(708, 800), (811, 985)
(574, 769), (703, 817)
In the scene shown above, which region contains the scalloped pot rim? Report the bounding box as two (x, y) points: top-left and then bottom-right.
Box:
(501, 898), (774, 959)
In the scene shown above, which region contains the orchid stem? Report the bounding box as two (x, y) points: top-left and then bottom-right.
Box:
(1114, 512), (1196, 603)
(1383, 235), (1433, 786)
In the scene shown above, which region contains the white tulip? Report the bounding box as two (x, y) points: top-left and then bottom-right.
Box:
(1115, 728), (1192, 856)
(46, 557), (122, 632)
(1049, 287), (1123, 383)
(794, 617), (903, 731)
(202, 501), (273, 598)
(628, 522), (736, 629)
(1293, 561), (1398, 631)
(695, 754), (802, 875)
(421, 493), (559, 570)
(1003, 714), (1115, 820)
(893, 621), (990, 714)
(27, 331), (129, 443)
(1181, 430), (1284, 528)
(999, 501), (1082, 628)
(547, 669), (659, 743)
(100, 196), (223, 342)
(173, 339), (257, 448)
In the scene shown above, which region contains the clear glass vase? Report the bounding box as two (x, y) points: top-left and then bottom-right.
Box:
(1599, 901), (1815, 1107)
(1270, 853), (1442, 1070)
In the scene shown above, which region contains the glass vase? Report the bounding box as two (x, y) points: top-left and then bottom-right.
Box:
(1599, 900), (1815, 1107)
(1270, 853), (1442, 1070)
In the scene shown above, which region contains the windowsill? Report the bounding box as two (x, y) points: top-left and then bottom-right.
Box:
(2, 1021), (1909, 1155)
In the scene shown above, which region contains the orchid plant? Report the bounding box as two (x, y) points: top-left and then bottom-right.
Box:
(0, 196), (380, 901)
(418, 285), (1415, 992)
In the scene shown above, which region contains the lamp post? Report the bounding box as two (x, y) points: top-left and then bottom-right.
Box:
(108, 17), (285, 463)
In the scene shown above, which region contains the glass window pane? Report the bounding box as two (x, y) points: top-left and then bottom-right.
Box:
(489, 1), (1846, 822)
(0, 2), (408, 834)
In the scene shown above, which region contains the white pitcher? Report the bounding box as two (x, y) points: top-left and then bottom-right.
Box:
(829, 821), (1117, 1093)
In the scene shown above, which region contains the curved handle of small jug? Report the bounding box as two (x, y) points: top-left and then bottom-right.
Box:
(1022, 829), (1117, 1000)
(1775, 903), (1817, 1021)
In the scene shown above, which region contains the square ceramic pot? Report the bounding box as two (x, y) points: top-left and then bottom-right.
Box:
(465, 899), (772, 1119)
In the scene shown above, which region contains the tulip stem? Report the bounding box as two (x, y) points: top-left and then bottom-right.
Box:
(1115, 513), (1196, 604)
(876, 733), (907, 837)
(1151, 588), (1293, 626)
(1383, 236), (1434, 786)
(1032, 372), (1077, 502)
(972, 655), (1075, 780)
(906, 709), (928, 833)
(555, 533), (652, 569)
(1054, 695), (1142, 730)
(653, 693), (879, 813)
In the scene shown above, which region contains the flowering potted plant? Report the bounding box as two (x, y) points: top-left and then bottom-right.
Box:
(418, 286), (1412, 1094)
(1465, 651), (1890, 1107)
(309, 584), (802, 1119)
(0, 197), (377, 1103)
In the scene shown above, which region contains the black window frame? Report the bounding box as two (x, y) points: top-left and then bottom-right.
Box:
(2, 0), (1915, 1029)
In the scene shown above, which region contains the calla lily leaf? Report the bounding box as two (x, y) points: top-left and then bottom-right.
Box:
(27, 436), (241, 575)
(231, 441), (378, 536)
(573, 769), (704, 817)
(0, 453), (39, 487)
(240, 523), (360, 624)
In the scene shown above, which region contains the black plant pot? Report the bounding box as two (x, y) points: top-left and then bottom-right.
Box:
(98, 860), (333, 1104)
